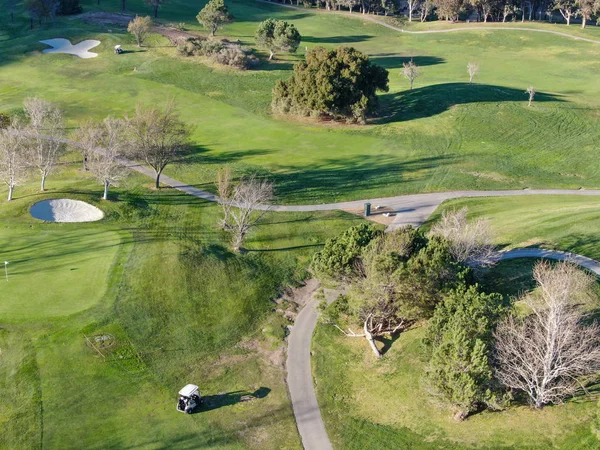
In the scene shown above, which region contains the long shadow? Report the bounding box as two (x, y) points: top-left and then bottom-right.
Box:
(370, 55), (445, 70)
(196, 387), (271, 413)
(245, 243), (323, 252)
(375, 333), (401, 355)
(270, 154), (451, 203)
(377, 83), (564, 124)
(302, 34), (372, 44)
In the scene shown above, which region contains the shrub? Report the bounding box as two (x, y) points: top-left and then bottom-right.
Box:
(311, 223), (379, 280)
(214, 46), (249, 69)
(0, 113), (10, 129)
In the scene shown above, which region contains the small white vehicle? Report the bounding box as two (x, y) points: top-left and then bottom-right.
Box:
(114, 45), (123, 54)
(177, 384), (202, 414)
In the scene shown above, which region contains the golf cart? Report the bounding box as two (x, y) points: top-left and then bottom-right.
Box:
(114, 45), (123, 54)
(177, 384), (202, 414)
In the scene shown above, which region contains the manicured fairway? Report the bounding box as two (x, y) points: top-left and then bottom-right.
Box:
(1, 0), (600, 203)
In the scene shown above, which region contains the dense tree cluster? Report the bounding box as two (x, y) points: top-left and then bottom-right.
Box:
(272, 46), (389, 123)
(265, 0), (600, 26)
(315, 218), (600, 419)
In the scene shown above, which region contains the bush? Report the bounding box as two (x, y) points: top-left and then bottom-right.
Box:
(58, 0), (82, 15)
(311, 223), (379, 280)
(214, 46), (249, 68)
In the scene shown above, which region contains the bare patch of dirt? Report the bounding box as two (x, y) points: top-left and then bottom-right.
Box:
(240, 339), (285, 368)
(460, 169), (511, 182)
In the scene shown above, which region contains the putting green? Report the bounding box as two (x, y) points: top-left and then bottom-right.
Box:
(0, 226), (122, 321)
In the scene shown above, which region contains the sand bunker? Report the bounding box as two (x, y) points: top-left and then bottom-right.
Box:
(30, 199), (104, 223)
(40, 38), (101, 59)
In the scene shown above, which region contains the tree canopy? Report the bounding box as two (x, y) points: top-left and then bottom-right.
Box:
(272, 46), (389, 123)
(255, 18), (301, 60)
(196, 0), (233, 36)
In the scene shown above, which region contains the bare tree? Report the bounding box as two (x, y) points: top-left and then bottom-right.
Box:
(430, 207), (495, 267)
(402, 59), (421, 90)
(420, 0), (434, 20)
(576, 0), (600, 28)
(494, 261), (600, 408)
(526, 85), (536, 106)
(73, 118), (128, 200)
(23, 97), (64, 191)
(126, 100), (190, 189)
(407, 0), (422, 21)
(71, 119), (100, 171)
(127, 15), (152, 47)
(218, 175), (273, 252)
(467, 62), (480, 84)
(554, 0), (577, 24)
(0, 120), (29, 201)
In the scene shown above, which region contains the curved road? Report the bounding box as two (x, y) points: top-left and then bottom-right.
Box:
(257, 0), (600, 45)
(287, 248), (600, 450)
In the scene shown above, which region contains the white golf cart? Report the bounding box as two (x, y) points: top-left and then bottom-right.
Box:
(177, 384), (202, 414)
(114, 45), (123, 54)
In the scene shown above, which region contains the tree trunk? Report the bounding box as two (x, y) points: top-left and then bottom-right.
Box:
(103, 182), (109, 200)
(582, 16), (587, 28)
(364, 316), (382, 359)
(154, 4), (159, 18)
(410, 79), (414, 90)
(155, 169), (162, 189)
(7, 184), (14, 201)
(269, 49), (274, 60)
(41, 174), (46, 192)
(122, 0), (126, 10)
(566, 15), (570, 25)
(409, 8), (412, 21)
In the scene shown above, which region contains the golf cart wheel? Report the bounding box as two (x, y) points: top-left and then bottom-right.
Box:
(186, 409), (193, 414)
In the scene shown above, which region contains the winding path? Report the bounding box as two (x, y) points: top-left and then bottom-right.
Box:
(257, 0), (600, 45)
(286, 248), (600, 450)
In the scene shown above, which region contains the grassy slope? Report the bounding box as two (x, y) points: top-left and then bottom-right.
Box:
(0, 164), (364, 449)
(314, 195), (600, 449)
(1, 0), (600, 203)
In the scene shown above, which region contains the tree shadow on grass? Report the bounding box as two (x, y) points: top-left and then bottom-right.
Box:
(376, 83), (564, 124)
(270, 154), (452, 203)
(370, 54), (445, 70)
(302, 34), (373, 44)
(196, 387), (271, 413)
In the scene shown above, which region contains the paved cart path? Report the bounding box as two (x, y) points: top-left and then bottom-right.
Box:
(286, 248), (600, 450)
(256, 0), (600, 45)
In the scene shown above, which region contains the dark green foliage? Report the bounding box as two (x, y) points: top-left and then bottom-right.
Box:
(272, 46), (389, 123)
(349, 231), (468, 327)
(311, 223), (379, 279)
(425, 284), (506, 419)
(196, 0), (233, 36)
(0, 113), (10, 129)
(255, 18), (301, 60)
(178, 38), (224, 57)
(57, 0), (81, 15)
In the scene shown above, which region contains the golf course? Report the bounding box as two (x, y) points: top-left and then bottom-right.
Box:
(1, 0), (600, 448)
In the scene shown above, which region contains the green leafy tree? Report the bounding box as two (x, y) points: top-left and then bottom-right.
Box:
(196, 0), (233, 37)
(311, 223), (379, 280)
(255, 19), (301, 61)
(272, 46), (389, 123)
(425, 284), (505, 420)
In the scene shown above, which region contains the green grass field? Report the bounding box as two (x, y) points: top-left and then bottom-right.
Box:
(314, 195), (600, 449)
(3, 0), (600, 447)
(0, 163), (365, 449)
(1, 0), (600, 203)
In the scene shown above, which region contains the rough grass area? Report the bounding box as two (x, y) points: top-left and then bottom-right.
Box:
(1, 0), (600, 203)
(0, 163), (364, 449)
(314, 195), (600, 449)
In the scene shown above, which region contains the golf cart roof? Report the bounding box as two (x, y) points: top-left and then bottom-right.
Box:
(114, 45), (121, 49)
(179, 384), (199, 397)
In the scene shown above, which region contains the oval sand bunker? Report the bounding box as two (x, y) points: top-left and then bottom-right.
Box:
(30, 199), (104, 223)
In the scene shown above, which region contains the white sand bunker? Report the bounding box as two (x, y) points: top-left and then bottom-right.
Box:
(30, 199), (104, 223)
(40, 38), (101, 59)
